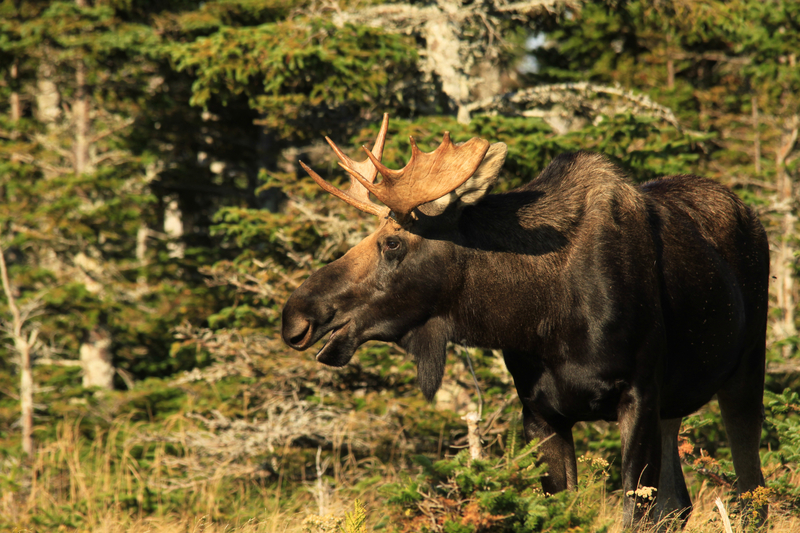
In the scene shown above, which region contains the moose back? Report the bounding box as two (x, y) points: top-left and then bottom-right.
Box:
(281, 115), (769, 527)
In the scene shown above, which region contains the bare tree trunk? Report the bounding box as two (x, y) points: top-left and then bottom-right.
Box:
(74, 0), (90, 173)
(423, 13), (470, 123)
(463, 411), (482, 461)
(775, 215), (796, 359)
(752, 96), (761, 174)
(473, 59), (503, 103)
(774, 118), (799, 358)
(0, 247), (38, 456)
(666, 33), (675, 90)
(80, 326), (114, 389)
(136, 225), (149, 287)
(10, 59), (21, 123)
(164, 196), (185, 259)
(72, 2), (113, 388)
(35, 61), (61, 126)
(19, 340), (33, 455)
(74, 58), (89, 174)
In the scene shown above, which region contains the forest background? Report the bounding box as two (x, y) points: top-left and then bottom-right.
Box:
(1, 0), (800, 531)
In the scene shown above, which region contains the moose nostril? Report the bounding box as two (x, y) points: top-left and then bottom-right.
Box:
(285, 318), (312, 348)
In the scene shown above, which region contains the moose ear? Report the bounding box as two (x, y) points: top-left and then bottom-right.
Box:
(419, 142), (508, 216)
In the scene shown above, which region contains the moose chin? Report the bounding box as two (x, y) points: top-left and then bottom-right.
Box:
(282, 114), (769, 528)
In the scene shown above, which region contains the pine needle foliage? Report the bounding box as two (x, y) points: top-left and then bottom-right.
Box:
(383, 440), (607, 533)
(343, 499), (368, 533)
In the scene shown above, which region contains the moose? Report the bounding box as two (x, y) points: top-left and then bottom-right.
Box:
(282, 115), (769, 527)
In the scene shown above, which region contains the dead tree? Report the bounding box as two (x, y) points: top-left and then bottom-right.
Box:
(0, 246), (43, 456)
(332, 0), (576, 122)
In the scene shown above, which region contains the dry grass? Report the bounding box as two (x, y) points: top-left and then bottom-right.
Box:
(0, 413), (392, 533)
(588, 480), (800, 533)
(4, 420), (800, 533)
(2, 366), (799, 532)
(7, 486), (800, 533)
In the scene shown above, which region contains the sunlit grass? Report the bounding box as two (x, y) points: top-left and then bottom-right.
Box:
(3, 413), (800, 533)
(3, 355), (800, 532)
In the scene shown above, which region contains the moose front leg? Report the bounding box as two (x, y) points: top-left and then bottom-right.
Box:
(522, 407), (577, 494)
(618, 387), (662, 528)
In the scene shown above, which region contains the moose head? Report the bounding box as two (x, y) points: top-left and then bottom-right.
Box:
(281, 115), (507, 397)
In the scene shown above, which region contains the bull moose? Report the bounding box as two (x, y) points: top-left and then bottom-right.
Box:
(281, 115), (769, 527)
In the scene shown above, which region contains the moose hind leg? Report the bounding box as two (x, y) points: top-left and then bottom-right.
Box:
(618, 386), (662, 529)
(717, 345), (767, 523)
(522, 407), (577, 494)
(655, 418), (692, 528)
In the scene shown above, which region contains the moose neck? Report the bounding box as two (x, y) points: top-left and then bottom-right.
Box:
(441, 155), (640, 353)
(444, 191), (577, 351)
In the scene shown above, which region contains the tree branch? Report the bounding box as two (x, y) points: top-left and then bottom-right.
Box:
(467, 81), (690, 131)
(0, 246), (22, 339)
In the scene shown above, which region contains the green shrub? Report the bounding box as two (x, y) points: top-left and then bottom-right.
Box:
(382, 439), (609, 533)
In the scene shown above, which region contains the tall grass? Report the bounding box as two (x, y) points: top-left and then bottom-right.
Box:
(1, 416), (309, 532)
(3, 351), (800, 532)
(1, 409), (396, 532)
(3, 412), (800, 533)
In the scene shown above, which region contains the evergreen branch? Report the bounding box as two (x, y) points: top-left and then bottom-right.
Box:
(767, 362), (800, 374)
(33, 133), (76, 162)
(495, 0), (573, 13)
(333, 0), (574, 28)
(670, 51), (752, 65)
(467, 82), (695, 132)
(93, 149), (130, 166)
(88, 117), (135, 144)
(344, 499), (368, 533)
(9, 223), (77, 245)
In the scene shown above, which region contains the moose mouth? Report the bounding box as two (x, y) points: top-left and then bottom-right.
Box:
(315, 322), (355, 367)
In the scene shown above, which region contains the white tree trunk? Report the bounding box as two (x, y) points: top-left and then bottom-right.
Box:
(774, 119), (799, 358)
(19, 340), (33, 455)
(423, 14), (470, 122)
(136, 225), (149, 287)
(35, 61), (61, 125)
(74, 58), (90, 174)
(80, 327), (114, 389)
(0, 247), (38, 456)
(10, 59), (21, 123)
(331, 0), (564, 123)
(164, 196), (185, 259)
(463, 411), (482, 461)
(752, 96), (761, 174)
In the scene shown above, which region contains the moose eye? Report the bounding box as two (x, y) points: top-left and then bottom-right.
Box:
(381, 237), (405, 259)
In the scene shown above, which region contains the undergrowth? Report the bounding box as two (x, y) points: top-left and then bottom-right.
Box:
(2, 344), (800, 532)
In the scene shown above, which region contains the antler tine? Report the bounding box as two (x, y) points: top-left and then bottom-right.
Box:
(359, 132), (491, 219)
(299, 161), (387, 217)
(299, 114), (391, 217)
(362, 146), (403, 182)
(325, 114), (389, 195)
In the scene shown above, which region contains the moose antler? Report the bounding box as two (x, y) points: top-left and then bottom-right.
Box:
(301, 115), (491, 221)
(350, 133), (490, 219)
(299, 114), (391, 217)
